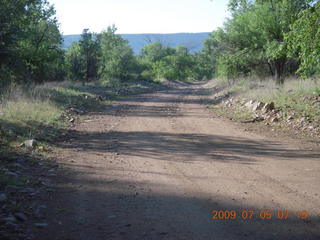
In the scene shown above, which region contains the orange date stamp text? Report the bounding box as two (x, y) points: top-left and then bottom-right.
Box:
(210, 209), (309, 220)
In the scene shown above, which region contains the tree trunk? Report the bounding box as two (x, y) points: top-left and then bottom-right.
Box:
(274, 59), (286, 84)
(267, 62), (274, 76)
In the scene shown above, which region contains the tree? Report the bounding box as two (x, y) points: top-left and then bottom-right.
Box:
(193, 32), (220, 80)
(65, 43), (85, 80)
(286, 2), (320, 77)
(207, 0), (314, 83)
(0, 0), (64, 86)
(140, 42), (175, 63)
(98, 26), (136, 84)
(79, 29), (100, 83)
(149, 45), (197, 81)
(18, 17), (64, 82)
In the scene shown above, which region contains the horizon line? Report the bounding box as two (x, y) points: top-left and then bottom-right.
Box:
(63, 31), (212, 36)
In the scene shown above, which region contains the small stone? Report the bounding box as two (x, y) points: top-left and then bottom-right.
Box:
(14, 213), (28, 222)
(19, 188), (35, 193)
(0, 193), (7, 202)
(12, 163), (23, 168)
(24, 139), (37, 149)
(70, 108), (85, 115)
(308, 126), (314, 130)
(252, 101), (264, 112)
(5, 171), (18, 177)
(245, 100), (255, 109)
(3, 216), (17, 223)
(262, 102), (275, 113)
(270, 117), (279, 123)
(287, 115), (294, 121)
(34, 223), (48, 228)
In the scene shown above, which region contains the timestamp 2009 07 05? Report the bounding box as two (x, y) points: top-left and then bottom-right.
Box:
(210, 209), (309, 220)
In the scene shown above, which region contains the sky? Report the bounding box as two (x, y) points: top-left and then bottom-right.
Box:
(48, 0), (230, 35)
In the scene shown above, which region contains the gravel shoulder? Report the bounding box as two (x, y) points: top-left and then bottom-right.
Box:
(33, 82), (320, 240)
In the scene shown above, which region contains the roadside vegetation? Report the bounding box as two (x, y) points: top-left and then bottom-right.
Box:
(202, 0), (320, 138)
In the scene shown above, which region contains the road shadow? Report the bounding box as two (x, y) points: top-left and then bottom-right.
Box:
(32, 166), (320, 240)
(56, 131), (320, 164)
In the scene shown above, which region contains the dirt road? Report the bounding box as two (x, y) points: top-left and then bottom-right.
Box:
(35, 83), (320, 240)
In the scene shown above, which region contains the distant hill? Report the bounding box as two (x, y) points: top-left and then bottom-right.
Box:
(63, 32), (210, 54)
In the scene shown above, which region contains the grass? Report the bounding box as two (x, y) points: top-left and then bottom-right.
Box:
(2, 100), (60, 124)
(0, 79), (165, 151)
(0, 82), (102, 162)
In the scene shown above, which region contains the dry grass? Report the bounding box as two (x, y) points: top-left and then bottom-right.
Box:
(0, 81), (100, 146)
(219, 76), (320, 122)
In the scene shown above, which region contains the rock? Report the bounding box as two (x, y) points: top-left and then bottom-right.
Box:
(240, 99), (247, 105)
(34, 223), (48, 228)
(34, 205), (47, 219)
(0, 193), (7, 202)
(96, 95), (105, 101)
(14, 213), (28, 222)
(245, 100), (264, 112)
(12, 163), (23, 168)
(5, 171), (18, 177)
(299, 117), (306, 124)
(245, 100), (255, 109)
(287, 115), (294, 121)
(253, 102), (264, 112)
(70, 107), (84, 115)
(19, 188), (36, 193)
(262, 102), (275, 113)
(270, 117), (279, 123)
(241, 116), (264, 123)
(24, 139), (37, 149)
(69, 118), (75, 123)
(308, 126), (315, 130)
(2, 216), (17, 223)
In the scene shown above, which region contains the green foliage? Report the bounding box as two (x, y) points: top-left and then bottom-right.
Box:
(139, 42), (201, 81)
(98, 26), (136, 84)
(207, 0), (315, 83)
(286, 2), (320, 77)
(79, 29), (100, 82)
(192, 33), (219, 80)
(0, 0), (64, 85)
(65, 29), (100, 82)
(65, 43), (84, 80)
(141, 42), (176, 63)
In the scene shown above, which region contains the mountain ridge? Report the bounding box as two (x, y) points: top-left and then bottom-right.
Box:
(63, 32), (210, 54)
